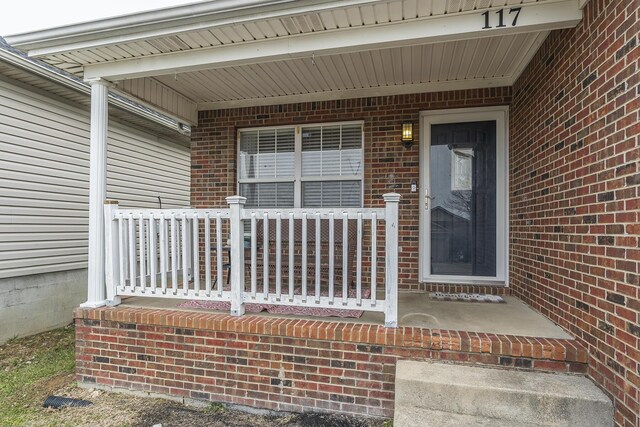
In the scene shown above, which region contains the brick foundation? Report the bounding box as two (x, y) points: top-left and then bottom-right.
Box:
(75, 306), (587, 418)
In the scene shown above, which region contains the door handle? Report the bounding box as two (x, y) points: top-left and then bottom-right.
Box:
(425, 191), (434, 208)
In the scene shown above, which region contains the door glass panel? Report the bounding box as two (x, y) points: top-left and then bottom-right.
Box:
(430, 121), (497, 277)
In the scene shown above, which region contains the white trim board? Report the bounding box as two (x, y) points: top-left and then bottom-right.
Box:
(82, 0), (582, 81)
(418, 106), (509, 287)
(7, 0), (382, 56)
(196, 77), (513, 111)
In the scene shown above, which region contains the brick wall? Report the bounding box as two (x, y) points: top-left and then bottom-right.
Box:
(75, 307), (587, 418)
(192, 89), (511, 291)
(509, 1), (639, 426)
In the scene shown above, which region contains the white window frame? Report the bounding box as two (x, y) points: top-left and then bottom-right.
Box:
(237, 120), (364, 208)
(419, 106), (509, 286)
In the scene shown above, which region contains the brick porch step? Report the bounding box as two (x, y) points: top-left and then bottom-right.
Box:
(394, 361), (613, 427)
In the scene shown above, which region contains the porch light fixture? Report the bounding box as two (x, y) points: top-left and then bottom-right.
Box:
(401, 122), (413, 148)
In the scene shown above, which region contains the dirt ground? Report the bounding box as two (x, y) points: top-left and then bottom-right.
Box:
(0, 326), (391, 427)
(31, 385), (388, 427)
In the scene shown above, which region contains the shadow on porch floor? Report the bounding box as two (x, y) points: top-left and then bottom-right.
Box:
(120, 293), (571, 340)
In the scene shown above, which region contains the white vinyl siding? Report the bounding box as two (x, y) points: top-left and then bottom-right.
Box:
(0, 78), (190, 279)
(238, 121), (363, 209)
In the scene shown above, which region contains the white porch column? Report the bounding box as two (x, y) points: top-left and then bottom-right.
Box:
(81, 79), (109, 308)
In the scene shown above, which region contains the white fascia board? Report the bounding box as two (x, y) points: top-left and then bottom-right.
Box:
(0, 47), (190, 129)
(509, 31), (550, 84)
(84, 0), (583, 82)
(196, 77), (514, 111)
(6, 0), (381, 56)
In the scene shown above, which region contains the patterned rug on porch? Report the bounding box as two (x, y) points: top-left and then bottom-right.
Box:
(177, 287), (371, 318)
(429, 292), (505, 303)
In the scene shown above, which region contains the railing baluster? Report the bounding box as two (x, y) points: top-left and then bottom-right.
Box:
(146, 216), (152, 281)
(275, 212), (282, 300)
(128, 214), (136, 291)
(371, 212), (377, 306)
(328, 212), (334, 304)
(204, 213), (211, 297)
(185, 217), (192, 282)
(160, 213), (167, 294)
(181, 213), (188, 295)
(301, 212), (307, 302)
(149, 214), (157, 293)
(123, 217), (130, 286)
(192, 213), (200, 295)
(216, 214), (223, 296)
(315, 212), (321, 303)
(170, 214), (178, 294)
(288, 212), (294, 301)
(176, 218), (181, 275)
(251, 213), (257, 297)
(138, 215), (146, 292)
(357, 212), (363, 305)
(343, 213), (348, 305)
(263, 214), (269, 300)
(118, 215), (125, 291)
(164, 216), (169, 283)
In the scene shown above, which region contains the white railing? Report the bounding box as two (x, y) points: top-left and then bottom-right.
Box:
(104, 193), (400, 327)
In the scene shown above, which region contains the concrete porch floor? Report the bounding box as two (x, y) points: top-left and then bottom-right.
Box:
(120, 293), (571, 340)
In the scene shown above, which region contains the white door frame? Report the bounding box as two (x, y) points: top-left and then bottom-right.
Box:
(419, 106), (509, 286)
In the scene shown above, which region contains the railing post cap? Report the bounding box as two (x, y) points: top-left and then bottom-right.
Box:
(383, 193), (401, 202)
(226, 195), (247, 205)
(104, 199), (119, 205)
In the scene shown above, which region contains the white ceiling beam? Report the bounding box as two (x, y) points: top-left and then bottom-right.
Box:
(84, 0), (582, 82)
(196, 77), (514, 110)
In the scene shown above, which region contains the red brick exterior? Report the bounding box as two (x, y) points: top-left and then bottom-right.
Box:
(75, 307), (587, 418)
(510, 1), (640, 426)
(191, 89), (512, 292)
(119, 0), (640, 424)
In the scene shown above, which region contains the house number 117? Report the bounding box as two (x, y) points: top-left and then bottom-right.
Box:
(482, 7), (522, 29)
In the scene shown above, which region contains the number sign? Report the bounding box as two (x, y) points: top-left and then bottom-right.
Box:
(482, 8), (522, 29)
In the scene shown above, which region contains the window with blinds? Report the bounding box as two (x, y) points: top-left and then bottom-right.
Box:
(238, 122), (363, 208)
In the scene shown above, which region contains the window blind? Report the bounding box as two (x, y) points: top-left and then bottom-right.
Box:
(238, 122), (363, 209)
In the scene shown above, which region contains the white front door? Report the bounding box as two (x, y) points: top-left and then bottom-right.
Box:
(420, 107), (508, 285)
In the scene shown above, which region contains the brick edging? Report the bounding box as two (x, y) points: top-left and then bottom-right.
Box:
(74, 306), (587, 364)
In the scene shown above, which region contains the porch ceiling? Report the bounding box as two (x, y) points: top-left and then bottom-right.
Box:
(142, 32), (547, 109)
(6, 0), (584, 113)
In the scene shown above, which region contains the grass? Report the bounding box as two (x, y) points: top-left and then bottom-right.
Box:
(0, 325), (76, 426)
(203, 402), (228, 415)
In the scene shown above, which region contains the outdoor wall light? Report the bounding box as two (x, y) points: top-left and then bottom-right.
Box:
(401, 122), (414, 148)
